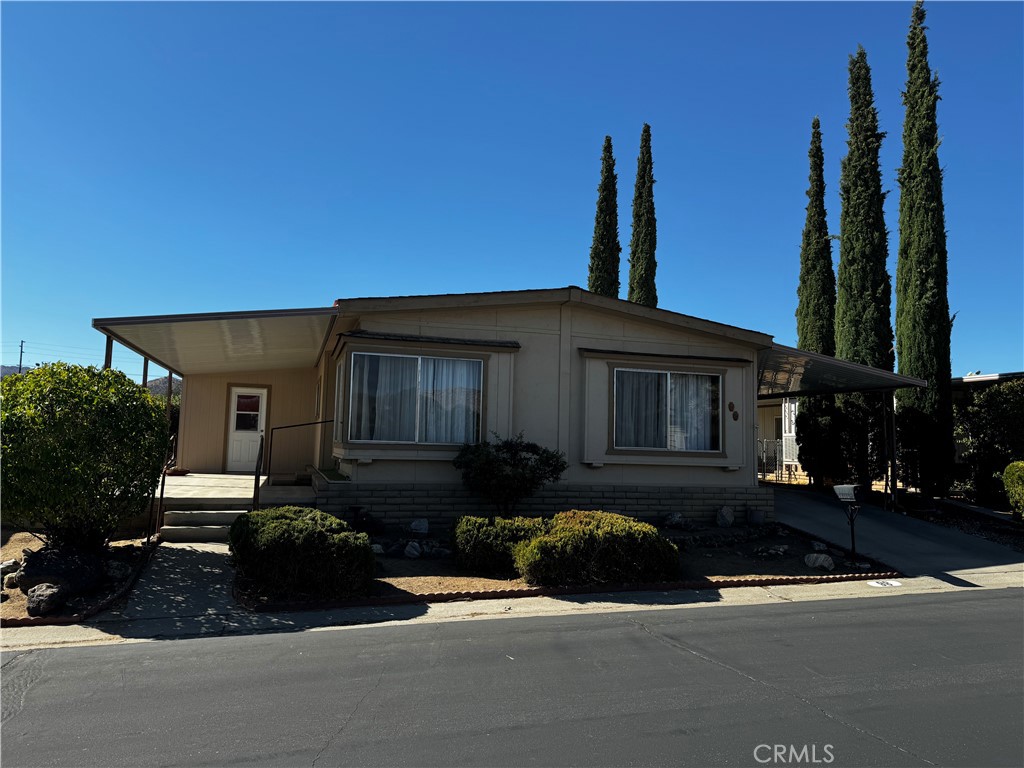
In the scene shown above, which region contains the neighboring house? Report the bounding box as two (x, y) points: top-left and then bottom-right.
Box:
(93, 286), (922, 523)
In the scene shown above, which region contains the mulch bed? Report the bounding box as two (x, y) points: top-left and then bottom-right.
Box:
(233, 522), (900, 613)
(0, 532), (159, 628)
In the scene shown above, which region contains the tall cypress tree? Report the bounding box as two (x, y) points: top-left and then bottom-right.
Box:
(627, 124), (657, 307)
(587, 136), (621, 298)
(794, 118), (842, 486)
(835, 47), (894, 485)
(896, 1), (953, 497)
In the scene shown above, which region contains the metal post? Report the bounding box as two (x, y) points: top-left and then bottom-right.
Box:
(889, 390), (899, 513)
(103, 336), (113, 369)
(142, 359), (149, 387)
(166, 372), (173, 421)
(17, 340), (24, 373)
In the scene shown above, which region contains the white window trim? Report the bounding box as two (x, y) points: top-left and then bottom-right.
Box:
(343, 351), (483, 446)
(612, 366), (722, 452)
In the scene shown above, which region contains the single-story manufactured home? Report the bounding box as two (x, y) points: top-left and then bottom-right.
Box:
(93, 286), (924, 523)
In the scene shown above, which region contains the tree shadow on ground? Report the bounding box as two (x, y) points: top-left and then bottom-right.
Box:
(88, 544), (426, 642)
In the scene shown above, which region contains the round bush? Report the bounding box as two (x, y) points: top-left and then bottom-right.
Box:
(513, 510), (679, 587)
(1, 363), (168, 552)
(454, 515), (549, 576)
(1002, 461), (1024, 520)
(228, 506), (373, 598)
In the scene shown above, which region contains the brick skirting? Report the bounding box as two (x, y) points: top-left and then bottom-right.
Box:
(312, 475), (774, 527)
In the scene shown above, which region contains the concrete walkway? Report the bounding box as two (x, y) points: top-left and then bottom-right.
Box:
(775, 486), (1024, 583)
(3, 491), (1021, 652)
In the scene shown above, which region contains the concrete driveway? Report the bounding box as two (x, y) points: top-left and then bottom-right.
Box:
(774, 486), (1024, 586)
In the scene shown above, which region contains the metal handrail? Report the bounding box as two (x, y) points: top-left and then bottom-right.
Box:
(149, 433), (177, 545)
(252, 434), (264, 513)
(266, 419), (332, 477)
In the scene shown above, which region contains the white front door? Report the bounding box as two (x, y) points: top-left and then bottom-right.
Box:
(227, 387), (267, 473)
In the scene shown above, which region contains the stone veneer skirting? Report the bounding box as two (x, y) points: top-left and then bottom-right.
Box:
(312, 475), (774, 527)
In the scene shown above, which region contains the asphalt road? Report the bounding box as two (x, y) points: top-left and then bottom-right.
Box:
(2, 589), (1022, 768)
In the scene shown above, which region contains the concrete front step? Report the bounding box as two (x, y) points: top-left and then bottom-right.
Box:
(163, 509), (248, 526)
(159, 525), (231, 543)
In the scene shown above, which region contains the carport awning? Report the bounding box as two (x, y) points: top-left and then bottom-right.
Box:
(758, 343), (926, 399)
(93, 308), (337, 375)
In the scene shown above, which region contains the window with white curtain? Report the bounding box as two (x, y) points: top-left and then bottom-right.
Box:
(345, 352), (482, 444)
(614, 368), (721, 451)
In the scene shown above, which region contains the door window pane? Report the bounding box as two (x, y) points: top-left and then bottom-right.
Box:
(235, 413), (260, 431)
(235, 397), (260, 415)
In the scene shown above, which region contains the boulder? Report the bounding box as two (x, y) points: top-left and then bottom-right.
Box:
(26, 583), (68, 616)
(804, 553), (835, 572)
(4, 572), (20, 589)
(0, 559), (20, 577)
(664, 512), (686, 529)
(716, 506), (735, 528)
(403, 541), (422, 559)
(18, 549), (103, 594)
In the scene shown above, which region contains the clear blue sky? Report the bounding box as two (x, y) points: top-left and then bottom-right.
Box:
(3, 1), (1022, 381)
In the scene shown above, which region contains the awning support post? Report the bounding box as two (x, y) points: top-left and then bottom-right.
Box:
(103, 336), (113, 369)
(142, 359), (149, 386)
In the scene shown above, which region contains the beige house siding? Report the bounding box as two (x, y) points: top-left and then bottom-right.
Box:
(326, 302), (762, 488)
(178, 367), (317, 474)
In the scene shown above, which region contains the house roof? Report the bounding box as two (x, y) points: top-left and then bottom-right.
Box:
(92, 288), (926, 396)
(758, 344), (926, 398)
(92, 307), (337, 376)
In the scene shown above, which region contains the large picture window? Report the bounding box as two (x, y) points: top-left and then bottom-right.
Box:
(346, 353), (482, 444)
(614, 368), (721, 451)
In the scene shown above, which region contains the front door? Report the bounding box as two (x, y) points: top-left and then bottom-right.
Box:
(226, 387), (267, 473)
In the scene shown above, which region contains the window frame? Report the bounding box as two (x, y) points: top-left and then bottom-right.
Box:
(342, 351), (484, 446)
(610, 365), (724, 455)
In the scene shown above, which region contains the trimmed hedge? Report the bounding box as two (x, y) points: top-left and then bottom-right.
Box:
(513, 510), (680, 587)
(228, 506), (374, 598)
(1003, 461), (1024, 520)
(454, 515), (549, 576)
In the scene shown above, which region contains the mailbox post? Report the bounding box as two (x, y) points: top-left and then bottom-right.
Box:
(833, 484), (863, 558)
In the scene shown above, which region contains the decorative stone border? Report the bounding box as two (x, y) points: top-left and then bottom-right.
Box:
(235, 570), (903, 613)
(0, 538), (162, 628)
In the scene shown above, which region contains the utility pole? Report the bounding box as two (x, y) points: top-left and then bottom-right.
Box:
(18, 340), (24, 374)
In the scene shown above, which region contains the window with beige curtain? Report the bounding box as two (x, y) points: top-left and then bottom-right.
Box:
(346, 353), (482, 444)
(614, 368), (720, 451)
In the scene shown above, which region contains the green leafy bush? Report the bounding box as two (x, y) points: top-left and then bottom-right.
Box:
(1, 363), (168, 552)
(955, 380), (1024, 507)
(513, 510), (679, 587)
(454, 515), (549, 576)
(229, 506), (374, 598)
(453, 433), (568, 518)
(1002, 462), (1024, 521)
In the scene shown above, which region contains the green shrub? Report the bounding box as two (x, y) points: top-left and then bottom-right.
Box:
(955, 380), (1024, 507)
(0, 363), (168, 552)
(228, 506), (374, 598)
(454, 515), (549, 576)
(453, 433), (568, 518)
(1002, 462), (1024, 521)
(513, 510), (679, 587)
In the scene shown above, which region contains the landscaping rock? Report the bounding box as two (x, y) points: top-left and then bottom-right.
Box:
(409, 519), (429, 535)
(404, 541), (422, 559)
(804, 553), (835, 572)
(19, 549), (102, 594)
(4, 572), (20, 589)
(716, 506), (735, 528)
(812, 541), (828, 551)
(103, 560), (132, 582)
(370, 544), (385, 555)
(26, 583), (68, 616)
(1, 559), (20, 577)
